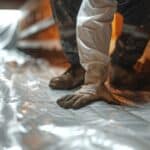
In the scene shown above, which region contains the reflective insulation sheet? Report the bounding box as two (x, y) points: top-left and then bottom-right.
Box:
(0, 49), (150, 150)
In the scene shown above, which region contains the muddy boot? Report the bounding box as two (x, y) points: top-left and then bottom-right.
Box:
(49, 65), (85, 90)
(56, 83), (121, 109)
(57, 82), (138, 109)
(56, 63), (110, 109)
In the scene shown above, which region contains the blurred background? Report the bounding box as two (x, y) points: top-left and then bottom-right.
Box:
(0, 0), (149, 69)
(0, 0), (69, 67)
(0, 1), (150, 150)
(0, 0), (25, 9)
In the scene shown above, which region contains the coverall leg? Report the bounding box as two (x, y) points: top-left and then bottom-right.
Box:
(57, 0), (150, 108)
(57, 0), (117, 109)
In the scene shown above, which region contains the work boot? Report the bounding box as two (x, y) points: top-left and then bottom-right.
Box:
(57, 84), (103, 109)
(57, 82), (138, 109)
(49, 65), (85, 89)
(56, 83), (128, 109)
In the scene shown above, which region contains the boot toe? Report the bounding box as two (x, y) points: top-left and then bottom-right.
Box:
(49, 65), (85, 90)
(49, 77), (65, 89)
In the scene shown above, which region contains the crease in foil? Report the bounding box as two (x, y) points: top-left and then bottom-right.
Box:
(0, 50), (150, 150)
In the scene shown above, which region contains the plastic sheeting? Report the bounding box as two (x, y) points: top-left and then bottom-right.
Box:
(0, 49), (150, 150)
(0, 10), (22, 49)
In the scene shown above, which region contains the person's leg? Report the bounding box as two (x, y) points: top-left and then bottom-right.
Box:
(50, 0), (85, 89)
(57, 0), (150, 109)
(57, 0), (117, 109)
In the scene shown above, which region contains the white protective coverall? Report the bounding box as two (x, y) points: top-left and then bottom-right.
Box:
(57, 0), (118, 108)
(57, 0), (150, 109)
(76, 0), (117, 94)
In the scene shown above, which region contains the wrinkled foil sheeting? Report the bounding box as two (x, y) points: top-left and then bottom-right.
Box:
(0, 49), (150, 150)
(0, 10), (150, 150)
(0, 10), (22, 49)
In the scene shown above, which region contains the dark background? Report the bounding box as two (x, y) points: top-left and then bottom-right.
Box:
(0, 0), (26, 9)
